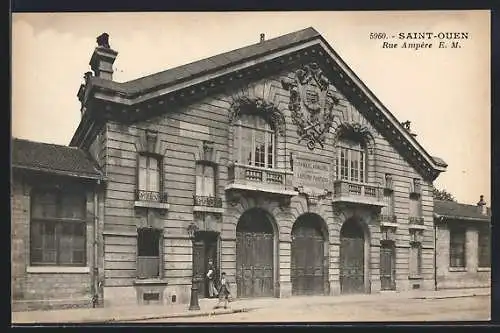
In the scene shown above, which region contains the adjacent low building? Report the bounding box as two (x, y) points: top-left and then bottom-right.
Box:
(10, 27), (488, 311)
(11, 138), (105, 311)
(434, 196), (491, 290)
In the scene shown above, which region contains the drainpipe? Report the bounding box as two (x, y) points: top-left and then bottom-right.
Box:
(433, 221), (437, 291)
(92, 180), (100, 307)
(433, 215), (444, 291)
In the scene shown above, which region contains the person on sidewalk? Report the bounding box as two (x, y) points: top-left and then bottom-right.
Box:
(206, 258), (218, 299)
(214, 272), (231, 309)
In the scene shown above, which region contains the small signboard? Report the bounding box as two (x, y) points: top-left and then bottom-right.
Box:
(293, 153), (334, 191)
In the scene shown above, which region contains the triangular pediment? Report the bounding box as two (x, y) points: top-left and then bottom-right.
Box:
(74, 27), (446, 181)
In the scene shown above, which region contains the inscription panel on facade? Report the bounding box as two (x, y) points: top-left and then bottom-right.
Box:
(293, 153), (334, 191)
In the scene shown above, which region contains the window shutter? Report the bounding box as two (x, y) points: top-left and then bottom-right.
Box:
(148, 156), (160, 192)
(241, 127), (253, 166)
(204, 165), (215, 197)
(138, 155), (148, 191)
(195, 164), (203, 196)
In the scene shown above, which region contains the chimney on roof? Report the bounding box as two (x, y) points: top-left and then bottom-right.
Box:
(477, 195), (487, 215)
(260, 33), (265, 43)
(89, 33), (118, 80)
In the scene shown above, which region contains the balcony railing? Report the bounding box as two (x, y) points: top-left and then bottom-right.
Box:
(193, 195), (222, 208)
(332, 180), (384, 206)
(135, 190), (168, 203)
(378, 214), (398, 224)
(226, 163), (296, 196)
(137, 256), (160, 279)
(409, 216), (424, 225)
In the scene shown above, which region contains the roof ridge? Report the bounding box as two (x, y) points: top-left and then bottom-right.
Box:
(12, 137), (80, 149)
(436, 199), (480, 206)
(120, 27), (320, 87)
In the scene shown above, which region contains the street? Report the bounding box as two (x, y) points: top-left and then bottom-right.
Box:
(139, 295), (490, 323)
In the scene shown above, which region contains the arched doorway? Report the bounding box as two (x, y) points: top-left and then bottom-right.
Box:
(291, 213), (328, 295)
(340, 218), (365, 294)
(236, 208), (275, 298)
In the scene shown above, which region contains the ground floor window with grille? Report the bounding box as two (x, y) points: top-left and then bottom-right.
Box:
(409, 241), (422, 277)
(478, 225), (490, 268)
(137, 228), (162, 279)
(449, 226), (466, 268)
(30, 189), (87, 266)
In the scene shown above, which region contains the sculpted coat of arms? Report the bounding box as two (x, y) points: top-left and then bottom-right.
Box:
(281, 63), (339, 150)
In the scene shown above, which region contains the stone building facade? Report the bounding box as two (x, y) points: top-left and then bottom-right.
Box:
(434, 197), (491, 290)
(68, 28), (448, 307)
(12, 27), (463, 310)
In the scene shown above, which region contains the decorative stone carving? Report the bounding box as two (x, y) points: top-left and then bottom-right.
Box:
(136, 128), (162, 155)
(202, 140), (215, 162)
(226, 191), (242, 207)
(96, 33), (111, 48)
(333, 122), (375, 154)
(278, 196), (292, 210)
(332, 205), (343, 217)
(401, 120), (411, 131)
(84, 71), (93, 84)
(281, 63), (339, 150)
(145, 129), (158, 153)
(297, 185), (331, 207)
(228, 96), (286, 136)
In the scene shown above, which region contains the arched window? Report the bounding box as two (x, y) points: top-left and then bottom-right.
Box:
(234, 114), (275, 169)
(336, 138), (367, 183)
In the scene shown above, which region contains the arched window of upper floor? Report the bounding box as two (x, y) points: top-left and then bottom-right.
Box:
(234, 113), (275, 169)
(335, 134), (368, 183)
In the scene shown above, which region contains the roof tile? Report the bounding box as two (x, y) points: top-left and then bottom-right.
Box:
(93, 27), (320, 95)
(434, 199), (490, 222)
(11, 138), (102, 179)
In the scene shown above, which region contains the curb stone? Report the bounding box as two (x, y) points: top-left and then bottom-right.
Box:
(410, 293), (489, 300)
(100, 307), (249, 323)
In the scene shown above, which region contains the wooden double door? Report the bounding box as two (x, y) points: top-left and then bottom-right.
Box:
(192, 231), (219, 298)
(236, 208), (274, 298)
(291, 215), (326, 295)
(340, 220), (365, 294)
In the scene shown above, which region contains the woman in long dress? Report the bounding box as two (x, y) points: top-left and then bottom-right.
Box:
(206, 259), (218, 298)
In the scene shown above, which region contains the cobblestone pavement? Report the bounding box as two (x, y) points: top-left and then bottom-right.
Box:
(140, 295), (490, 323)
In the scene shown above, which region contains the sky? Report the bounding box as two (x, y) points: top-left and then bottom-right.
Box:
(11, 11), (490, 205)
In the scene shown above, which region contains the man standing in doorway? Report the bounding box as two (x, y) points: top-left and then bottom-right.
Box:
(206, 258), (218, 298)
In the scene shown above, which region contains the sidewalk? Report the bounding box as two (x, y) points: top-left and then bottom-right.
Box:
(12, 298), (245, 324)
(11, 287), (490, 324)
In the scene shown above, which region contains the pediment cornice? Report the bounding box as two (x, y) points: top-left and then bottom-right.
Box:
(76, 39), (445, 181)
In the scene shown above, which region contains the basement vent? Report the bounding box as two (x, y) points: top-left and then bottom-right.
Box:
(143, 292), (160, 301)
(412, 284), (421, 290)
